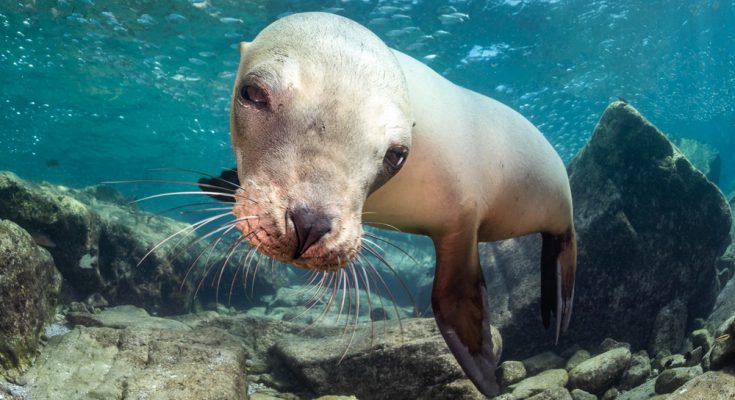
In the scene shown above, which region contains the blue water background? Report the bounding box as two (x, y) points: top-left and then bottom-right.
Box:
(2, 0), (734, 202)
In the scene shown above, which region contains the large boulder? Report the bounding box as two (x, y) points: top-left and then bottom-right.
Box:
(271, 317), (502, 399)
(19, 310), (248, 399)
(673, 137), (721, 185)
(568, 347), (631, 395)
(483, 102), (732, 357)
(0, 171), (285, 315)
(667, 369), (735, 400)
(0, 220), (61, 375)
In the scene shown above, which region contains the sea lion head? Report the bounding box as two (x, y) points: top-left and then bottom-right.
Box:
(227, 13), (413, 272)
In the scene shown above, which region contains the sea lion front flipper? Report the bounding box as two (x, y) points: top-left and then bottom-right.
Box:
(197, 167), (239, 203)
(540, 227), (577, 342)
(432, 234), (500, 397)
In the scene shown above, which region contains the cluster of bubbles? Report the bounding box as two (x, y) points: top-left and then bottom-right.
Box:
(0, 0), (733, 193)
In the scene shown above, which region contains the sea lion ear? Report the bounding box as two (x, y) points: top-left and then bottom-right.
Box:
(197, 167), (240, 203)
(239, 41), (250, 54)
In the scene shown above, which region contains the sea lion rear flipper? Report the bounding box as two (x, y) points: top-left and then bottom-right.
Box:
(197, 167), (240, 203)
(432, 236), (500, 397)
(540, 227), (577, 342)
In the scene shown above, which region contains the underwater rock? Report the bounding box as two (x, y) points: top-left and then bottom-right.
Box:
(673, 137), (721, 185)
(569, 388), (596, 400)
(271, 317), (500, 399)
(483, 101), (732, 357)
(709, 315), (735, 370)
(654, 365), (703, 394)
(596, 338), (630, 354)
(649, 298), (688, 355)
(691, 329), (714, 354)
(566, 349), (591, 372)
(507, 369), (568, 399)
(523, 351), (566, 376)
(498, 360), (528, 386)
(19, 324), (247, 399)
(619, 351), (651, 390)
(526, 387), (573, 400)
(0, 171), (284, 315)
(667, 369), (735, 399)
(709, 275), (735, 332)
(616, 378), (656, 400)
(67, 304), (191, 331)
(0, 220), (61, 376)
(568, 347), (632, 395)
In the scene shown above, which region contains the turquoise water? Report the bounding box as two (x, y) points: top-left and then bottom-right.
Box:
(2, 0), (733, 199)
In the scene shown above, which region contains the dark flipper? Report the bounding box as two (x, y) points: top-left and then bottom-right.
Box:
(540, 227), (577, 342)
(197, 167), (239, 203)
(432, 235), (500, 397)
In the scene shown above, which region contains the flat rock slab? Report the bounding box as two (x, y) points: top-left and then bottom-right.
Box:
(21, 325), (247, 400)
(509, 369), (568, 399)
(668, 369), (735, 400)
(272, 317), (500, 399)
(67, 305), (191, 331)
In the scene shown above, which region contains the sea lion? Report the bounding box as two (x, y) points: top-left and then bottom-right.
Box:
(199, 12), (577, 397)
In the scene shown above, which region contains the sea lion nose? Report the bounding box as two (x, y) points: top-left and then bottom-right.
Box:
(289, 207), (332, 259)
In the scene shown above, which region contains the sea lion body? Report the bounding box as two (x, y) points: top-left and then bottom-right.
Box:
(365, 51), (573, 242)
(202, 12), (577, 397)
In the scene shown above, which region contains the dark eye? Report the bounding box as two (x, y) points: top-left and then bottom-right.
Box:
(239, 84), (268, 106)
(384, 145), (409, 171)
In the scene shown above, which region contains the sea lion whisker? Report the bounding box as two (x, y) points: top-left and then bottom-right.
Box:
(179, 206), (239, 214)
(103, 178), (236, 194)
(358, 253), (404, 334)
(191, 224), (241, 300)
(152, 201), (230, 217)
(362, 221), (403, 232)
(138, 211), (234, 268)
(362, 232), (421, 267)
(361, 239), (420, 318)
(227, 252), (247, 306)
(240, 239), (263, 299)
(337, 264), (362, 364)
(176, 218), (253, 291)
(249, 252), (266, 298)
(299, 271), (340, 334)
(214, 235), (246, 304)
(147, 167), (245, 191)
(288, 272), (332, 324)
(356, 254), (390, 336)
(292, 270), (323, 301)
(354, 260), (376, 347)
(131, 191), (239, 204)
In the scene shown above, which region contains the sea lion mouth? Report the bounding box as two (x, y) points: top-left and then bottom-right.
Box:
(230, 190), (361, 272)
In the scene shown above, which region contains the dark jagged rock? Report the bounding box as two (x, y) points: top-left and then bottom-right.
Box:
(0, 220), (61, 375)
(483, 102), (732, 357)
(709, 315), (735, 370)
(0, 171), (285, 315)
(649, 299), (687, 355)
(673, 138), (721, 185)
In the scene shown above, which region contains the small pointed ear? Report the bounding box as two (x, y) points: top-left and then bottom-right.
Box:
(238, 41), (250, 54)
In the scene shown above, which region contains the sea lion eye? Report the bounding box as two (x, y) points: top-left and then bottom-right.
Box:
(240, 84), (268, 105)
(384, 145), (409, 171)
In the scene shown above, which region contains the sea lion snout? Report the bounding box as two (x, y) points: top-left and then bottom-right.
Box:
(288, 206), (332, 259)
